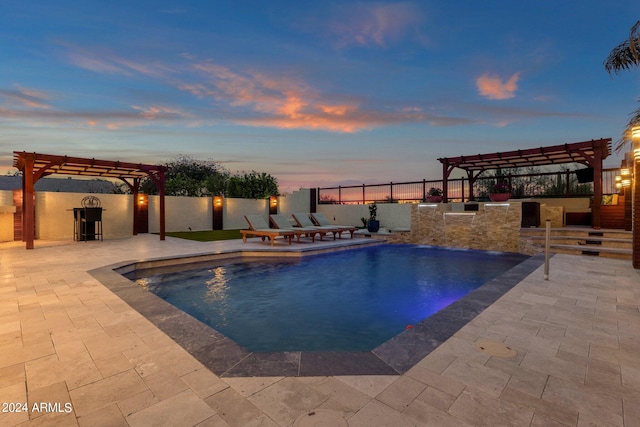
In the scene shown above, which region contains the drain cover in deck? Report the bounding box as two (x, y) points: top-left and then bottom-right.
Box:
(293, 410), (348, 427)
(474, 339), (517, 358)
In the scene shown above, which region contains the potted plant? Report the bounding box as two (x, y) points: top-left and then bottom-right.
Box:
(426, 187), (443, 203)
(489, 182), (511, 202)
(367, 202), (380, 232)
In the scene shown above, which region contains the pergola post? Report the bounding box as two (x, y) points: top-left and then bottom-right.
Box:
(158, 169), (166, 241)
(591, 146), (604, 229)
(467, 170), (477, 201)
(442, 160), (450, 203)
(23, 153), (35, 249)
(132, 178), (140, 235)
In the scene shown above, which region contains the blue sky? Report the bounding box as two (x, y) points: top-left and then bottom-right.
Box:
(1, 1), (639, 192)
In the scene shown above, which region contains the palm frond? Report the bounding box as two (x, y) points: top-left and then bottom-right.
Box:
(614, 101), (640, 153)
(604, 20), (640, 74)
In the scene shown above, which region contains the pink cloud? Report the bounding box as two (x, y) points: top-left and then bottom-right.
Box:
(327, 2), (426, 49)
(0, 86), (52, 109)
(65, 45), (171, 78)
(476, 72), (521, 100)
(180, 61), (478, 132)
(0, 104), (189, 129)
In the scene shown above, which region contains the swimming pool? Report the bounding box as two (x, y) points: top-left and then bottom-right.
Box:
(127, 244), (528, 352)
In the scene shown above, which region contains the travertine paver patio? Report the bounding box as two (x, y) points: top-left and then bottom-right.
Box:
(0, 234), (639, 426)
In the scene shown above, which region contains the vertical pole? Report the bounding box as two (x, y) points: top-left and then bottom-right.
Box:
(422, 179), (426, 202)
(158, 169), (166, 241)
(23, 153), (35, 249)
(442, 161), (449, 203)
(362, 184), (365, 204)
(132, 178), (139, 235)
(593, 149), (603, 229)
(632, 131), (640, 269)
(544, 219), (551, 280)
(467, 170), (476, 201)
(390, 182), (393, 202)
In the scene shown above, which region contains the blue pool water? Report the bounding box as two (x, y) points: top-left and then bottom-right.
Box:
(129, 245), (527, 352)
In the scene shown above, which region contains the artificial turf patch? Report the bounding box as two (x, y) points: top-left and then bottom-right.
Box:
(163, 229), (242, 242)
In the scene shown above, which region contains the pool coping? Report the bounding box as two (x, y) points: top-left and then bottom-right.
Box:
(89, 244), (545, 377)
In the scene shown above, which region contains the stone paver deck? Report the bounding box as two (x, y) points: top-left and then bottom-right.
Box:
(1, 235), (639, 426)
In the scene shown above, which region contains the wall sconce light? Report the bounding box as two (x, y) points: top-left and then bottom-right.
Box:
(616, 174), (631, 189)
(269, 195), (278, 207)
(138, 195), (145, 205)
(213, 196), (223, 207)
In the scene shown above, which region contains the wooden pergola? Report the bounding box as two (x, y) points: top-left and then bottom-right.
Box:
(438, 138), (612, 228)
(13, 151), (167, 249)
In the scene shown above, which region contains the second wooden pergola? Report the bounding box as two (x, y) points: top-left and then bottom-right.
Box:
(438, 138), (612, 228)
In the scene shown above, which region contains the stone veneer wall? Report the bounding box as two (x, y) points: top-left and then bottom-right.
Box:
(409, 201), (523, 253)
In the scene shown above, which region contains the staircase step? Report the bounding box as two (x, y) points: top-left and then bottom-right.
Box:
(521, 226), (633, 260)
(549, 244), (632, 255)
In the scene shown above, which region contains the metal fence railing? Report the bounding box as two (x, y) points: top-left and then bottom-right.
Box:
(317, 168), (620, 204)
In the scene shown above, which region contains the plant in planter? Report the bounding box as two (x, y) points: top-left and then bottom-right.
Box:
(426, 187), (443, 203)
(367, 202), (380, 232)
(360, 217), (368, 228)
(490, 182), (511, 202)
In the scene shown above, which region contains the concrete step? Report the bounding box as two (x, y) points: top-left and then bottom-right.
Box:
(520, 227), (632, 239)
(544, 244), (632, 260)
(521, 227), (632, 260)
(528, 236), (632, 249)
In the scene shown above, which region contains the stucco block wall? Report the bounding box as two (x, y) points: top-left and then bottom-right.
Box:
(317, 203), (411, 229)
(278, 189), (311, 217)
(223, 198), (268, 230)
(148, 195), (212, 233)
(35, 192), (133, 239)
(540, 205), (564, 228)
(532, 197), (590, 213)
(0, 190), (14, 242)
(0, 190), (13, 207)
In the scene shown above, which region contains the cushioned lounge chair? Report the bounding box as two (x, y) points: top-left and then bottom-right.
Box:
(269, 214), (317, 242)
(291, 213), (340, 240)
(310, 212), (357, 238)
(241, 215), (295, 246)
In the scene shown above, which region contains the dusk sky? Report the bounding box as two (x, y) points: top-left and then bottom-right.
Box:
(2, 1), (639, 192)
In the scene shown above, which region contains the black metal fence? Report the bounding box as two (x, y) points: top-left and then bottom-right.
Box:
(317, 168), (620, 204)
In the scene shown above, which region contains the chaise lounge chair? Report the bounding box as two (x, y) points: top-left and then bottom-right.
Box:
(241, 215), (296, 246)
(270, 214), (332, 241)
(269, 214), (318, 242)
(291, 213), (341, 240)
(310, 212), (357, 238)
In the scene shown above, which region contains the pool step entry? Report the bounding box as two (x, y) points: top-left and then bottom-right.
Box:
(521, 227), (632, 260)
